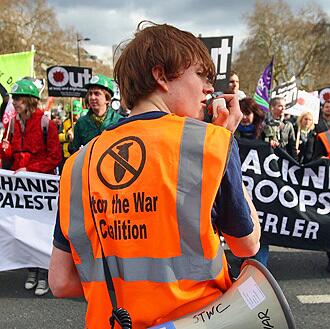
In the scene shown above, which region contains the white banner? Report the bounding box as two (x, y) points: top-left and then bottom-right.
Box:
(286, 90), (320, 124)
(0, 169), (59, 271)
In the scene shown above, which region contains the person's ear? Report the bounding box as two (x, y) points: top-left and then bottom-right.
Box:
(151, 66), (168, 92)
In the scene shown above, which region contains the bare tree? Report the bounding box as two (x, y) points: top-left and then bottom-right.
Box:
(0, 0), (112, 81)
(233, 0), (330, 95)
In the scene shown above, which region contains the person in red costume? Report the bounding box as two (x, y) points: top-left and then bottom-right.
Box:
(0, 78), (62, 296)
(1, 79), (62, 173)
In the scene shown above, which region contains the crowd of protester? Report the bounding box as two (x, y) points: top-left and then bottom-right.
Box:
(0, 65), (329, 300)
(229, 71), (330, 271)
(0, 73), (127, 295)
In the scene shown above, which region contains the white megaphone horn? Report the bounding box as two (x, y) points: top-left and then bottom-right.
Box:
(149, 259), (296, 329)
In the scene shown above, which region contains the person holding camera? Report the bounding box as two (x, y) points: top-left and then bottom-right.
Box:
(49, 22), (260, 328)
(262, 96), (298, 161)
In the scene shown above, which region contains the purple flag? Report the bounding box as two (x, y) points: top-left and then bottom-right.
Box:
(253, 59), (273, 112)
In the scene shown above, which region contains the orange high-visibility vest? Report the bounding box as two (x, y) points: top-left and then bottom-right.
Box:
(60, 114), (233, 329)
(317, 130), (330, 158)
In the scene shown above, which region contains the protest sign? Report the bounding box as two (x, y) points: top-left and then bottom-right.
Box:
(1, 97), (15, 125)
(287, 90), (320, 123)
(0, 169), (59, 271)
(47, 65), (92, 97)
(271, 76), (298, 109)
(200, 36), (233, 92)
(238, 138), (330, 251)
(0, 50), (35, 103)
(318, 86), (330, 105)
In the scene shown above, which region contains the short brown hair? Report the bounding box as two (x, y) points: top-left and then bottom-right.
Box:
(229, 70), (238, 78)
(322, 100), (330, 108)
(114, 21), (215, 109)
(269, 96), (285, 108)
(85, 87), (112, 107)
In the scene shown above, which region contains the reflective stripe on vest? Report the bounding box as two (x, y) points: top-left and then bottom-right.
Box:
(68, 118), (224, 283)
(318, 130), (330, 157)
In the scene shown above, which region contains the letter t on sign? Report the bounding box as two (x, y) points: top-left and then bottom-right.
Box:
(211, 38), (231, 75)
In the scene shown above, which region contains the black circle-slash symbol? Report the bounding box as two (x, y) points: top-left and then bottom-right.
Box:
(96, 136), (146, 190)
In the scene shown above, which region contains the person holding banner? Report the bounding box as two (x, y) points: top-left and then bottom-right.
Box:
(0, 78), (62, 296)
(313, 100), (330, 272)
(262, 96), (298, 161)
(234, 97), (269, 267)
(69, 74), (123, 154)
(49, 22), (260, 329)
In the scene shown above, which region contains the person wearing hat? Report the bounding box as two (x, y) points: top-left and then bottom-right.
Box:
(0, 78), (62, 296)
(69, 74), (123, 154)
(58, 100), (82, 172)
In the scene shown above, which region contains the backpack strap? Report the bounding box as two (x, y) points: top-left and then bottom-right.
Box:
(41, 114), (49, 145)
(7, 114), (49, 144)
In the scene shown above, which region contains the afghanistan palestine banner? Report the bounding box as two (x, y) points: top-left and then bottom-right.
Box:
(0, 169), (59, 271)
(238, 138), (330, 251)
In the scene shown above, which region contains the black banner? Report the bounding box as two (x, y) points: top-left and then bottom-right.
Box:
(47, 65), (92, 97)
(238, 138), (330, 251)
(200, 36), (233, 92)
(270, 77), (298, 109)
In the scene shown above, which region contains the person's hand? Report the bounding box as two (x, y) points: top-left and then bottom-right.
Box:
(270, 140), (279, 148)
(1, 139), (9, 151)
(208, 94), (242, 133)
(14, 167), (27, 174)
(67, 130), (74, 142)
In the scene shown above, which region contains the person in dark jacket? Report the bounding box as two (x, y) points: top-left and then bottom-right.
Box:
(70, 74), (123, 153)
(294, 111), (316, 164)
(235, 97), (270, 267)
(312, 101), (330, 272)
(314, 100), (330, 160)
(261, 96), (298, 161)
(235, 97), (265, 140)
(315, 100), (330, 134)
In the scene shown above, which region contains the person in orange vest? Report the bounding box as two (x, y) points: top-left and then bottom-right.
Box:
(314, 101), (330, 160)
(49, 22), (260, 329)
(315, 129), (330, 158)
(313, 100), (330, 272)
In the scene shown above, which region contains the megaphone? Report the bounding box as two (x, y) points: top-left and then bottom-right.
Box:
(149, 259), (296, 328)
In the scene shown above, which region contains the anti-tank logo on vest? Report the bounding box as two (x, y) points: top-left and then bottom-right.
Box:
(97, 136), (146, 190)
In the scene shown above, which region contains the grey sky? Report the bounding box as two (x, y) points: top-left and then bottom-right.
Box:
(48, 0), (330, 61)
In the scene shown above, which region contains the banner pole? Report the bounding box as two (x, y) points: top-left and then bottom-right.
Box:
(30, 45), (35, 78)
(4, 116), (11, 141)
